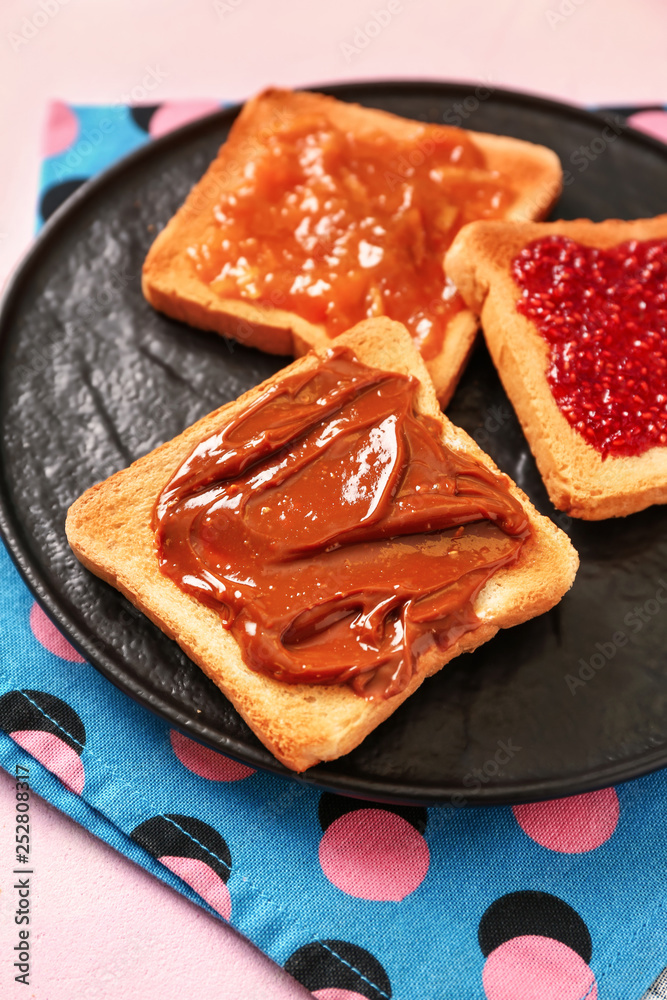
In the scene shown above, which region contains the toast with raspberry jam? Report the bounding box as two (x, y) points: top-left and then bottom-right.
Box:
(445, 215), (667, 519)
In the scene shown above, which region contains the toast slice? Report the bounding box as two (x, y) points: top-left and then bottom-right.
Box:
(142, 88), (563, 407)
(66, 318), (578, 772)
(445, 215), (667, 519)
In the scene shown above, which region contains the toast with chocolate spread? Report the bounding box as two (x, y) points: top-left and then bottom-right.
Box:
(142, 88), (563, 406)
(445, 215), (667, 519)
(66, 318), (578, 772)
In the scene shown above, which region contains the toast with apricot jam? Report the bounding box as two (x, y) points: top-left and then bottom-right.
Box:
(142, 88), (562, 406)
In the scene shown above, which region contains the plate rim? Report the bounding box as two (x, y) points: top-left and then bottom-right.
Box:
(2, 78), (667, 806)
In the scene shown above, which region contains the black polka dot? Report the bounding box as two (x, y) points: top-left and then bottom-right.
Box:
(318, 792), (427, 835)
(39, 179), (88, 223)
(0, 690), (85, 754)
(478, 890), (592, 962)
(130, 814), (231, 882)
(130, 105), (161, 133)
(284, 939), (391, 999)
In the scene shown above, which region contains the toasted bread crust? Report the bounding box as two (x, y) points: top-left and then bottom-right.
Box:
(446, 215), (667, 519)
(142, 88), (562, 406)
(66, 318), (578, 771)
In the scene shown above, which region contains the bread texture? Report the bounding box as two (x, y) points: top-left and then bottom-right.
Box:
(445, 215), (667, 520)
(66, 318), (578, 772)
(142, 87), (563, 407)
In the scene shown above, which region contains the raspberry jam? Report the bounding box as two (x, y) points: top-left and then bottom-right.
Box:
(512, 236), (667, 458)
(191, 114), (516, 360)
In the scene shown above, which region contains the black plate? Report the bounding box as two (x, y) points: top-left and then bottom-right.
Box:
(1, 81), (667, 806)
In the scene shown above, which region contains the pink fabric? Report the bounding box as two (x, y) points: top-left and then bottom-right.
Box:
(10, 730), (85, 794)
(148, 100), (221, 138)
(513, 788), (619, 853)
(41, 100), (78, 157)
(483, 936), (597, 1000)
(313, 990), (370, 1000)
(159, 854), (232, 921)
(319, 808), (429, 901)
(170, 729), (255, 780)
(30, 601), (85, 662)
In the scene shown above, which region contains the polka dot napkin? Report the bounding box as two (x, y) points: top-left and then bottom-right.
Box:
(2, 101), (667, 1000)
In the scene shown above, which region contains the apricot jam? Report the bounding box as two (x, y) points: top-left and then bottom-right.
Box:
(512, 236), (667, 458)
(153, 349), (529, 699)
(190, 114), (517, 360)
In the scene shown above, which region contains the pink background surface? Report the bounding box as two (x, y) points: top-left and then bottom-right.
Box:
(0, 1), (665, 997)
(0, 769), (311, 999)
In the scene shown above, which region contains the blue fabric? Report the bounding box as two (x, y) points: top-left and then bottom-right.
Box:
(40, 105), (148, 193)
(2, 101), (667, 999)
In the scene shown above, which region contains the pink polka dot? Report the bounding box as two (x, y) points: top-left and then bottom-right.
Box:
(513, 788), (619, 853)
(30, 602), (85, 662)
(11, 730), (85, 794)
(313, 991), (369, 1000)
(159, 855), (231, 921)
(483, 936), (596, 1000)
(149, 101), (221, 139)
(319, 808), (429, 901)
(42, 101), (79, 158)
(169, 730), (255, 781)
(627, 110), (667, 143)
